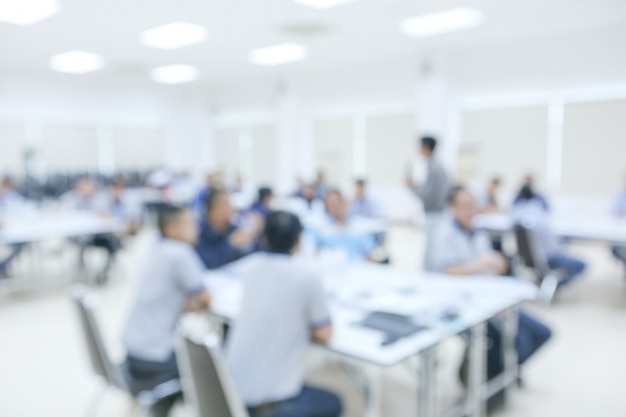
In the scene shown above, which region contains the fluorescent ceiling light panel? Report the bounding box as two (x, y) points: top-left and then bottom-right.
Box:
(250, 43), (308, 66)
(293, 0), (358, 9)
(49, 51), (104, 74)
(401, 7), (483, 38)
(150, 64), (199, 84)
(0, 0), (59, 26)
(140, 21), (208, 50)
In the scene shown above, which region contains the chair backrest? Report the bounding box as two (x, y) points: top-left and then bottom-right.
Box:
(514, 223), (548, 273)
(176, 332), (248, 417)
(70, 285), (124, 387)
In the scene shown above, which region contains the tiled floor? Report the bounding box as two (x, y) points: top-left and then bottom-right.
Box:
(1, 226), (625, 417)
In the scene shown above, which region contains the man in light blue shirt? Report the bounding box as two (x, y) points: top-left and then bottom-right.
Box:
(123, 205), (210, 417)
(611, 176), (626, 268)
(226, 211), (341, 417)
(348, 178), (382, 218)
(431, 186), (551, 408)
(514, 186), (586, 288)
(312, 189), (377, 261)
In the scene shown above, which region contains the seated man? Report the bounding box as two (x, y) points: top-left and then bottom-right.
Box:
(62, 177), (121, 284)
(348, 178), (382, 218)
(0, 176), (26, 277)
(430, 186), (552, 397)
(312, 189), (377, 262)
(250, 186), (274, 218)
(512, 174), (549, 211)
(195, 189), (259, 269)
(226, 211), (342, 417)
(123, 205), (210, 417)
(611, 175), (626, 268)
(480, 176), (504, 214)
(514, 185), (586, 288)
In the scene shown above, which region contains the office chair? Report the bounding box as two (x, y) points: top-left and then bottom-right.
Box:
(176, 332), (249, 417)
(513, 223), (561, 304)
(70, 285), (181, 417)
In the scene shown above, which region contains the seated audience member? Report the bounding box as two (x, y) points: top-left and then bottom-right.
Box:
(98, 179), (140, 235)
(312, 189), (377, 261)
(514, 185), (586, 288)
(193, 173), (218, 218)
(123, 205), (210, 417)
(250, 186), (274, 218)
(226, 211), (342, 417)
(430, 186), (552, 398)
(61, 176), (98, 210)
(480, 176), (504, 213)
(299, 183), (320, 210)
(62, 177), (120, 283)
(611, 175), (626, 268)
(349, 178), (382, 218)
(512, 174), (549, 211)
(195, 189), (259, 269)
(313, 170), (329, 200)
(0, 176), (26, 277)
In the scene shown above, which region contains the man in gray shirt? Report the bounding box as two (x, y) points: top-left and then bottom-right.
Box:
(123, 205), (210, 417)
(226, 211), (342, 417)
(406, 136), (449, 270)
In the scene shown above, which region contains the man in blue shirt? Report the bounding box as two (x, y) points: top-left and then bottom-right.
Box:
(512, 174), (549, 211)
(250, 186), (274, 218)
(195, 189), (259, 269)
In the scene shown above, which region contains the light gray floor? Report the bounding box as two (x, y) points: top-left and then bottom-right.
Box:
(1, 226), (625, 417)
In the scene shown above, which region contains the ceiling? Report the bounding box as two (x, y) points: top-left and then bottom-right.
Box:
(1, 0), (625, 87)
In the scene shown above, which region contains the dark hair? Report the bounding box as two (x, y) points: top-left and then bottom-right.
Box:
(204, 188), (228, 213)
(421, 136), (437, 152)
(355, 178), (366, 186)
(110, 177), (125, 188)
(157, 204), (186, 236)
(519, 185), (535, 201)
(447, 185), (467, 205)
(258, 186), (273, 202)
(490, 176), (501, 186)
(1, 175), (13, 186)
(264, 211), (303, 253)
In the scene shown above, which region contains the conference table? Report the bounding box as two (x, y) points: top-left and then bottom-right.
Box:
(204, 257), (537, 417)
(0, 211), (126, 245)
(475, 213), (626, 246)
(0, 210), (126, 288)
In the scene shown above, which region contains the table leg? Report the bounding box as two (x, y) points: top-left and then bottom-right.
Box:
(418, 346), (436, 417)
(502, 307), (519, 403)
(364, 364), (381, 417)
(467, 322), (487, 417)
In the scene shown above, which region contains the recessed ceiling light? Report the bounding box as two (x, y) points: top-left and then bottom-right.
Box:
(401, 7), (483, 38)
(49, 51), (104, 74)
(140, 21), (208, 50)
(150, 64), (199, 84)
(250, 43), (308, 66)
(0, 0), (59, 26)
(293, 0), (358, 9)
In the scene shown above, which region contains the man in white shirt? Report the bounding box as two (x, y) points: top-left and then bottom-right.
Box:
(226, 211), (342, 417)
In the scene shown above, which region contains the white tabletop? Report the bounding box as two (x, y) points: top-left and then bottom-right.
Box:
(0, 211), (126, 244)
(475, 213), (626, 245)
(205, 260), (536, 366)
